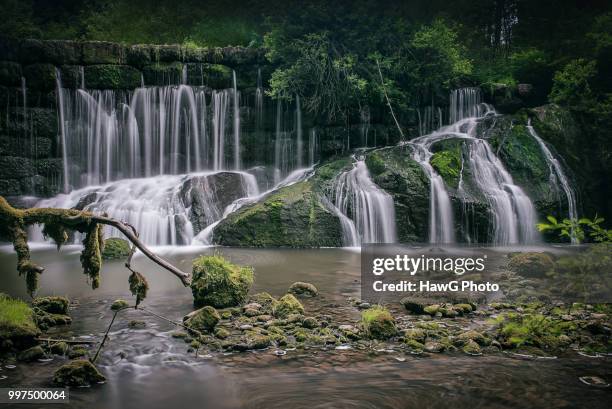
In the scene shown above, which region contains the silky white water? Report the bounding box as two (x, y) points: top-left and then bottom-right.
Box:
(527, 119), (577, 243)
(331, 157), (397, 244)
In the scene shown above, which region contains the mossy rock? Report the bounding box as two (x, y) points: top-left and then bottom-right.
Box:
(84, 65), (141, 89)
(185, 306), (221, 332)
(462, 339), (482, 354)
(247, 292), (278, 314)
(23, 63), (56, 90)
(32, 296), (69, 315)
(50, 341), (69, 355)
(214, 181), (343, 247)
(0, 294), (40, 350)
(273, 294), (304, 318)
(430, 140), (463, 189)
(53, 360), (105, 387)
(365, 147), (429, 243)
(102, 238), (131, 260)
(508, 252), (554, 276)
(82, 41), (126, 64)
(17, 345), (45, 361)
(361, 306), (396, 340)
(191, 255), (253, 308)
(288, 282), (318, 297)
(110, 299), (130, 311)
(68, 346), (89, 359)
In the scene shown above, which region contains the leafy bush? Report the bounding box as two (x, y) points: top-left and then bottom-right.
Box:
(549, 59), (597, 108)
(537, 215), (612, 243)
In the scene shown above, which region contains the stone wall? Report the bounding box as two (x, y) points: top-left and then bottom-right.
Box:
(0, 38), (268, 198)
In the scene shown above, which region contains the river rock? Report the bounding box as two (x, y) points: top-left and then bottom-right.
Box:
(17, 345), (45, 362)
(33, 296), (69, 315)
(53, 360), (106, 387)
(191, 255), (253, 308)
(361, 306), (396, 340)
(508, 252), (554, 276)
(424, 341), (445, 353)
(185, 306), (220, 332)
(273, 294), (304, 318)
(102, 238), (131, 260)
(288, 282), (319, 297)
(462, 339), (482, 354)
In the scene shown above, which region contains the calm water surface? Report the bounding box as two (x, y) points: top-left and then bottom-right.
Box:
(0, 245), (609, 409)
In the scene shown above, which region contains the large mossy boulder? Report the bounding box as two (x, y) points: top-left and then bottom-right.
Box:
(0, 294), (40, 351)
(101, 238), (131, 260)
(273, 294), (304, 318)
(213, 181), (343, 247)
(184, 306), (220, 332)
(508, 252), (554, 276)
(53, 360), (106, 387)
(191, 255), (253, 308)
(361, 306), (397, 340)
(365, 147), (430, 242)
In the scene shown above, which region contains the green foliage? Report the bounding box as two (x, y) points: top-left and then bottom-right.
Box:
(430, 149), (462, 189)
(493, 312), (574, 349)
(80, 223), (103, 290)
(549, 59), (598, 108)
(101, 238), (131, 260)
(537, 215), (612, 243)
(0, 294), (38, 337)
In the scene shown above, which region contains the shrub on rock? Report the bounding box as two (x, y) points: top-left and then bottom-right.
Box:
(273, 294), (304, 318)
(102, 238), (131, 260)
(191, 255), (253, 308)
(361, 306), (396, 340)
(53, 360), (105, 387)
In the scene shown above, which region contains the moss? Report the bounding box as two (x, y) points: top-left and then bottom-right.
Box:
(84, 64), (141, 89)
(50, 341), (69, 355)
(0, 294), (39, 349)
(185, 306), (221, 332)
(214, 327), (230, 339)
(430, 146), (462, 189)
(508, 252), (554, 276)
(288, 282), (318, 297)
(80, 223), (103, 290)
(128, 271), (149, 306)
(142, 62), (183, 85)
(191, 255), (253, 308)
(67, 346), (89, 359)
(53, 360), (105, 387)
(214, 181), (343, 247)
(405, 339), (425, 350)
(493, 312), (576, 350)
(32, 296), (69, 315)
(462, 339), (482, 354)
(110, 299), (130, 311)
(102, 238), (131, 260)
(273, 294), (304, 318)
(361, 306), (396, 340)
(364, 152), (387, 176)
(17, 345), (46, 361)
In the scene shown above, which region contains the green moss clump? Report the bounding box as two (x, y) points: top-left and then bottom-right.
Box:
(84, 64), (141, 89)
(32, 296), (69, 315)
(102, 238), (131, 260)
(361, 306), (397, 340)
(110, 299), (130, 311)
(273, 294), (304, 318)
(80, 223), (104, 290)
(53, 360), (105, 387)
(364, 152), (387, 176)
(493, 312), (576, 350)
(288, 282), (318, 297)
(185, 306), (221, 332)
(191, 255), (253, 308)
(430, 148), (462, 189)
(508, 252), (554, 276)
(0, 294), (40, 348)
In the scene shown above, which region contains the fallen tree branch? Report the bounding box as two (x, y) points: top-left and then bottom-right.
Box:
(0, 196), (190, 296)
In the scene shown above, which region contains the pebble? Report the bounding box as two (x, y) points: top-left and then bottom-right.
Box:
(274, 350), (287, 356)
(239, 324), (253, 330)
(335, 345), (352, 350)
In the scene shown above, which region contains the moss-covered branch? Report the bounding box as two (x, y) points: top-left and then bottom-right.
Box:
(0, 196), (190, 297)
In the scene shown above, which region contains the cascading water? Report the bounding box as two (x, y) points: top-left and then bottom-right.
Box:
(295, 95), (303, 169)
(411, 87), (540, 245)
(527, 119), (577, 243)
(331, 157), (397, 244)
(34, 171), (259, 246)
(232, 70), (241, 170)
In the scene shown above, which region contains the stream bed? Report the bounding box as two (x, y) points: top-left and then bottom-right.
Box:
(0, 245), (610, 409)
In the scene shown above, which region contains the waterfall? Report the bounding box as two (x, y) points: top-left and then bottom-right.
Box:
(331, 157), (397, 244)
(412, 87), (539, 245)
(34, 171), (259, 246)
(308, 128), (317, 166)
(255, 68), (263, 128)
(527, 120), (577, 243)
(410, 136), (456, 244)
(232, 70), (240, 170)
(55, 80), (244, 188)
(295, 95), (303, 168)
(54, 68), (69, 193)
